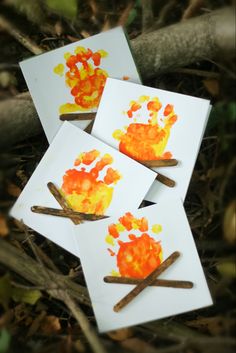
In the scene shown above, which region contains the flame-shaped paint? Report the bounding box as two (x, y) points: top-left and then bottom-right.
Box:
(61, 150), (122, 215)
(113, 96), (178, 161)
(106, 212), (163, 279)
(54, 47), (108, 114)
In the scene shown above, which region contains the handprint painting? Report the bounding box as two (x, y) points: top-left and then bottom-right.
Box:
(20, 27), (141, 143)
(10, 122), (156, 256)
(112, 95), (178, 161)
(61, 149), (121, 215)
(92, 78), (211, 203)
(74, 200), (213, 332)
(105, 212), (163, 278)
(54, 47), (108, 114)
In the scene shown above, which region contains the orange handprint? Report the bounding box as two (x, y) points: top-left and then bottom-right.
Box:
(106, 212), (163, 279)
(113, 96), (178, 161)
(54, 46), (108, 115)
(61, 150), (121, 215)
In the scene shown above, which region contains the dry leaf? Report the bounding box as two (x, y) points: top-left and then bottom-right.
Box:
(203, 78), (220, 97)
(223, 200), (236, 244)
(7, 182), (21, 198)
(40, 315), (61, 335)
(107, 327), (134, 341)
(0, 215), (9, 237)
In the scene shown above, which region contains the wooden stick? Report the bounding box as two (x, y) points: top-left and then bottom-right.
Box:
(140, 159), (178, 168)
(47, 182), (81, 225)
(59, 112), (96, 121)
(31, 205), (108, 221)
(113, 251), (180, 312)
(155, 172), (176, 187)
(104, 276), (193, 289)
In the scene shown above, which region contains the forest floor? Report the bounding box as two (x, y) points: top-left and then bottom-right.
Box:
(0, 1), (235, 353)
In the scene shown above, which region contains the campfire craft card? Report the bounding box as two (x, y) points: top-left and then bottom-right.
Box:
(10, 122), (156, 256)
(73, 199), (213, 332)
(92, 78), (211, 203)
(20, 27), (141, 143)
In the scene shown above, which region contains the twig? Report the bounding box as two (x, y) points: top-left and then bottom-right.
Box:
(31, 205), (108, 221)
(56, 290), (107, 353)
(59, 112), (96, 121)
(140, 159), (178, 168)
(150, 0), (177, 31)
(170, 68), (220, 79)
(47, 182), (82, 225)
(0, 15), (44, 55)
(104, 276), (193, 289)
(155, 172), (175, 187)
(141, 0), (154, 32)
(118, 1), (135, 26)
(0, 238), (90, 306)
(182, 0), (204, 20)
(113, 251), (180, 312)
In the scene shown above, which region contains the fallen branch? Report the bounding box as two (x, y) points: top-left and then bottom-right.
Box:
(0, 7), (235, 148)
(0, 238), (90, 306)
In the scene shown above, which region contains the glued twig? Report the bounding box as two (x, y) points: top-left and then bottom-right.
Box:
(113, 251), (180, 312)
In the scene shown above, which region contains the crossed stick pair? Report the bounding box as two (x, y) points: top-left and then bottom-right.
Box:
(32, 182), (193, 312)
(60, 113), (178, 188)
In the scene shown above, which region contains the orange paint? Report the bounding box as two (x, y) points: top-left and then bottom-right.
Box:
(117, 234), (162, 278)
(61, 150), (121, 215)
(54, 47), (108, 114)
(113, 96), (178, 161)
(106, 212), (163, 279)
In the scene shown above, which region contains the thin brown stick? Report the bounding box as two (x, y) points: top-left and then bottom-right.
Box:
(0, 15), (44, 55)
(56, 291), (107, 353)
(47, 182), (81, 225)
(113, 251), (180, 312)
(104, 276), (193, 289)
(155, 172), (176, 187)
(182, 0), (204, 20)
(59, 112), (96, 121)
(140, 159), (178, 168)
(31, 205), (108, 221)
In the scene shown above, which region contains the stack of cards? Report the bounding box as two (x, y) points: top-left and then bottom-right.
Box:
(10, 26), (213, 332)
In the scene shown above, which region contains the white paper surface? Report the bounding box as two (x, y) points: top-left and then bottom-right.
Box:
(74, 199), (213, 332)
(20, 27), (141, 143)
(10, 122), (156, 255)
(92, 78), (211, 203)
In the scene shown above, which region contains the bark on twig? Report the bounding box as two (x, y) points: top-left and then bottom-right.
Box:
(0, 238), (107, 353)
(0, 238), (90, 306)
(0, 7), (235, 148)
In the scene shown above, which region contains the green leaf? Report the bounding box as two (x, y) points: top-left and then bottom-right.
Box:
(126, 8), (138, 26)
(217, 261), (236, 279)
(0, 275), (12, 310)
(46, 0), (77, 19)
(11, 286), (42, 305)
(0, 330), (11, 353)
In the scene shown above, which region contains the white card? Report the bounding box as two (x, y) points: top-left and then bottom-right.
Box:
(10, 122), (156, 255)
(92, 78), (211, 203)
(73, 199), (213, 332)
(20, 27), (141, 143)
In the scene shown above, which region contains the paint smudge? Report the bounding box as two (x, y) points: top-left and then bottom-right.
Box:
(113, 96), (178, 161)
(54, 47), (108, 114)
(61, 149), (122, 215)
(106, 212), (163, 279)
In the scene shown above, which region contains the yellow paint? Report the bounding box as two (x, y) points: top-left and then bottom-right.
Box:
(53, 63), (64, 76)
(152, 224), (162, 234)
